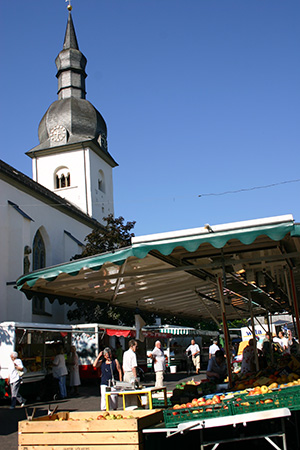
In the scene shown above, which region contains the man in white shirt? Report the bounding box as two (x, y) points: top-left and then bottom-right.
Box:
(149, 341), (165, 388)
(122, 339), (138, 383)
(209, 339), (220, 359)
(8, 351), (26, 409)
(186, 339), (201, 374)
(122, 340), (139, 407)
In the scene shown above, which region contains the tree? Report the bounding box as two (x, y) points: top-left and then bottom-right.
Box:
(72, 214), (136, 260)
(68, 215), (157, 325)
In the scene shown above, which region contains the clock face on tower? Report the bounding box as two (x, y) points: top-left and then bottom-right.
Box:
(50, 125), (67, 143)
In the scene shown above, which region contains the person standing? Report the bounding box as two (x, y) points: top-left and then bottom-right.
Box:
(68, 345), (81, 396)
(52, 346), (68, 399)
(274, 330), (288, 353)
(287, 329), (299, 354)
(241, 338), (256, 374)
(149, 340), (165, 388)
(262, 332), (273, 364)
(186, 339), (201, 374)
(93, 347), (122, 411)
(8, 351), (26, 409)
(209, 339), (220, 359)
(115, 341), (124, 367)
(122, 340), (138, 383)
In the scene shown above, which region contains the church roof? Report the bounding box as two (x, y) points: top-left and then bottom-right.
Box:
(27, 12), (117, 168)
(0, 159), (103, 229)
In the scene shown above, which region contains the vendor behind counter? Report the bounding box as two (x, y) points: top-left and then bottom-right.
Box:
(206, 350), (227, 383)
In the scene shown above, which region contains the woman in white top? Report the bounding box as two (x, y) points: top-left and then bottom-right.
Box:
(8, 351), (26, 409)
(52, 346), (68, 399)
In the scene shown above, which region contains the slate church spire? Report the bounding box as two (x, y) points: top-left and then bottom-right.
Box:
(26, 8), (117, 224)
(56, 11), (87, 100)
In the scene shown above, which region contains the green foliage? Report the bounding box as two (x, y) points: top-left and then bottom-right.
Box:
(71, 214), (136, 260)
(82, 214), (136, 256)
(227, 319), (247, 328)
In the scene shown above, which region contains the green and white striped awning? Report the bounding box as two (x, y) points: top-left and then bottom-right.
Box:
(16, 215), (300, 321)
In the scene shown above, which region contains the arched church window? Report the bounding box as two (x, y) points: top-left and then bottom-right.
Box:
(98, 170), (105, 193)
(32, 230), (46, 314)
(54, 167), (71, 189)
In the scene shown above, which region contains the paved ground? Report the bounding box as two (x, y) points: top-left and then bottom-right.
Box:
(0, 370), (203, 450)
(1, 370), (299, 450)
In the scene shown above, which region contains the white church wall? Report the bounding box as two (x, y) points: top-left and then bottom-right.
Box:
(33, 149), (89, 216)
(1, 178), (94, 324)
(88, 149), (114, 221)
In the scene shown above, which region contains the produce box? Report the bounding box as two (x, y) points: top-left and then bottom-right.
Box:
(163, 402), (232, 427)
(272, 385), (300, 411)
(152, 398), (172, 408)
(18, 409), (163, 450)
(231, 385), (300, 415)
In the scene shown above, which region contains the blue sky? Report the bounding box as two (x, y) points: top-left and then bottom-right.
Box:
(1, 0), (299, 236)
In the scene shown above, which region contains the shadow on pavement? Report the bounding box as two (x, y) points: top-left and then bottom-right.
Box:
(0, 371), (206, 449)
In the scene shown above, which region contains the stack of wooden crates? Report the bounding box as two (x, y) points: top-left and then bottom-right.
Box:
(18, 409), (163, 450)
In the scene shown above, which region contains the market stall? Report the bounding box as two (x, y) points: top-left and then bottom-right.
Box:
(15, 214), (300, 447)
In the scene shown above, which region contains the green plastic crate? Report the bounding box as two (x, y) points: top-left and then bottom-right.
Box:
(230, 393), (276, 415)
(152, 398), (172, 408)
(163, 403), (232, 427)
(231, 385), (300, 414)
(274, 385), (300, 411)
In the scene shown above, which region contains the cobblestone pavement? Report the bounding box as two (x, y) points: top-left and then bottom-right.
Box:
(0, 370), (204, 450)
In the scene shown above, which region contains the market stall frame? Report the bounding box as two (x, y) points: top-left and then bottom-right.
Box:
(16, 214), (300, 388)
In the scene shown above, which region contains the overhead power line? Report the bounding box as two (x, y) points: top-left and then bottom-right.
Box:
(198, 179), (300, 198)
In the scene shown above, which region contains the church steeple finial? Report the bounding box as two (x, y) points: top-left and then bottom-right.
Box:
(66, 0), (72, 12)
(55, 8), (87, 99)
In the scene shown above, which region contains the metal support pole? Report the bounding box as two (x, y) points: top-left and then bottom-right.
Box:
(217, 276), (232, 387)
(266, 312), (271, 333)
(195, 290), (221, 329)
(249, 295), (259, 371)
(284, 269), (293, 307)
(289, 268), (300, 343)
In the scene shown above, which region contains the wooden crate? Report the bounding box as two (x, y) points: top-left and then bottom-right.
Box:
(18, 409), (163, 450)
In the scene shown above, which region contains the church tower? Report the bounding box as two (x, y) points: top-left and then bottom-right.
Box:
(26, 10), (117, 224)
